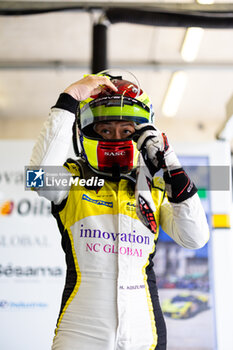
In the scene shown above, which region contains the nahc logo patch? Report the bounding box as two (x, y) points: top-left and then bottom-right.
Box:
(82, 194), (113, 208)
(26, 169), (45, 188)
(126, 201), (136, 211)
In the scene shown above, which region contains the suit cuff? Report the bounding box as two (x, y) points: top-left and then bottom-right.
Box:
(52, 93), (79, 114)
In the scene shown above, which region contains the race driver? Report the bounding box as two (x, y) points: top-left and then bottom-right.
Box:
(29, 73), (209, 350)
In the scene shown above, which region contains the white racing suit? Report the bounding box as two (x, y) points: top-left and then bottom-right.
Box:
(30, 93), (209, 350)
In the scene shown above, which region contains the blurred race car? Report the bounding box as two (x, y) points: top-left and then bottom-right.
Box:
(162, 293), (209, 319)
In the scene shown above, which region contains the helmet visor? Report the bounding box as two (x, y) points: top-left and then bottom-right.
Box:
(80, 95), (150, 130)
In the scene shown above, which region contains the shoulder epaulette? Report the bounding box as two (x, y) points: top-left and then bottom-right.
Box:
(63, 158), (81, 177)
(152, 176), (165, 191)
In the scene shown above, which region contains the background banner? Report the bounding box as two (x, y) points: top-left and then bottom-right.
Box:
(0, 141), (66, 350)
(154, 155), (214, 350)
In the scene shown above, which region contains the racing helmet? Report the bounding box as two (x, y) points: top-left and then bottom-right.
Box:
(74, 71), (154, 177)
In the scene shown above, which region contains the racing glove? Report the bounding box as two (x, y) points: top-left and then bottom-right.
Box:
(134, 124), (197, 203)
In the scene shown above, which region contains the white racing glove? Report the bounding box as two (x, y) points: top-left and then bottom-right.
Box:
(134, 123), (181, 174)
(134, 124), (197, 203)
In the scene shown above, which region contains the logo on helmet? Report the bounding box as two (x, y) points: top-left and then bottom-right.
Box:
(104, 151), (126, 157)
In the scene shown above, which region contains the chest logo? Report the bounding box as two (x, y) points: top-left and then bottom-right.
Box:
(126, 201), (136, 211)
(82, 194), (113, 208)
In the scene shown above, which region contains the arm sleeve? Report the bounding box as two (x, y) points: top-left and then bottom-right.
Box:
(29, 93), (78, 204)
(160, 193), (210, 249)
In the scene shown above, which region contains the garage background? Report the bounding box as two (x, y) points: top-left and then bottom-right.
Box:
(0, 1), (233, 350)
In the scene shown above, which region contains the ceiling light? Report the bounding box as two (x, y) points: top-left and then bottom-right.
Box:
(162, 71), (187, 118)
(217, 115), (233, 141)
(217, 94), (233, 141)
(196, 0), (215, 4)
(181, 27), (204, 62)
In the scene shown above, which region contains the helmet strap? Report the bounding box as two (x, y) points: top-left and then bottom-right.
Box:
(72, 119), (81, 157)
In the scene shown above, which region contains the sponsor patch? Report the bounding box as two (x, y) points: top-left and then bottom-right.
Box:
(82, 194), (113, 208)
(126, 201), (136, 211)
